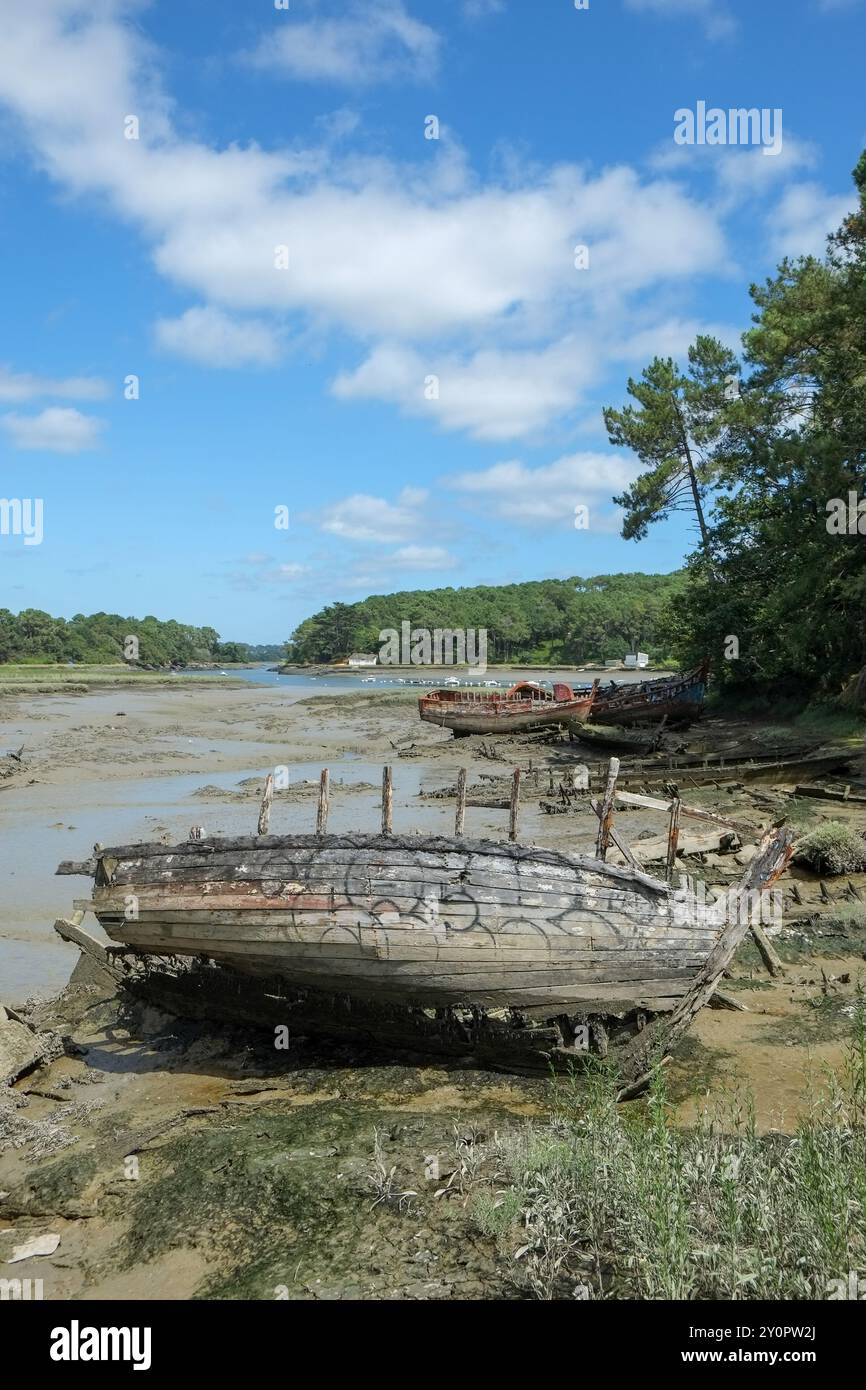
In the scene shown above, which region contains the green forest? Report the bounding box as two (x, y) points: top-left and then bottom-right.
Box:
(285, 572), (685, 666)
(0, 610), (278, 666)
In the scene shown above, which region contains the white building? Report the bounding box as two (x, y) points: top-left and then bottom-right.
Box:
(347, 653), (378, 667)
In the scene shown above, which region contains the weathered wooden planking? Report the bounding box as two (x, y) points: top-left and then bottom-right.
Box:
(91, 904), (718, 946)
(90, 906), (714, 950)
(92, 833), (670, 892)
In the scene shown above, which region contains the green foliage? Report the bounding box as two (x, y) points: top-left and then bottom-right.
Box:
(0, 609), (257, 668)
(795, 821), (866, 876)
(617, 152), (866, 705)
(604, 336), (740, 550)
(284, 573), (685, 666)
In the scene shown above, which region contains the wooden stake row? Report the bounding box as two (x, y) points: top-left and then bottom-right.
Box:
(253, 762), (528, 841)
(251, 755), (673, 867)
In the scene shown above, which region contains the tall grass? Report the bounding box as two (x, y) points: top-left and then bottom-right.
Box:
(474, 1004), (866, 1299)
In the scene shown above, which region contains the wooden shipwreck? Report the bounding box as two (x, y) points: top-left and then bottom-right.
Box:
(590, 663), (709, 728)
(419, 680), (597, 737)
(55, 763), (794, 1084)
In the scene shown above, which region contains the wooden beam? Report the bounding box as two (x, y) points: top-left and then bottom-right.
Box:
(615, 789), (759, 838)
(595, 757), (620, 861)
(750, 920), (785, 977)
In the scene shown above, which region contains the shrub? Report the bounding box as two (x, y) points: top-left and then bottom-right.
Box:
(795, 821), (866, 875)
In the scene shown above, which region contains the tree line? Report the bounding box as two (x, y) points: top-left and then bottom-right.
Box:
(0, 610), (279, 666)
(284, 572), (685, 666)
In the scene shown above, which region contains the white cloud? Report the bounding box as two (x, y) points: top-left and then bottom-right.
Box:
(380, 544), (457, 570)
(445, 453), (638, 528)
(1, 406), (105, 452)
(0, 366), (108, 402)
(462, 0), (505, 18)
(318, 488), (430, 543)
(333, 339), (598, 441)
(245, 2), (440, 85)
(769, 183), (855, 259)
(0, 4), (728, 351)
(155, 306), (282, 367)
(624, 0), (737, 40)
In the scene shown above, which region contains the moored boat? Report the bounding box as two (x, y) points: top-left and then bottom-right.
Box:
(419, 679), (597, 737)
(590, 663), (709, 728)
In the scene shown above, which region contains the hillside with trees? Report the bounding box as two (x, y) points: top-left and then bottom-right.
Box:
(0, 610), (270, 666)
(285, 572), (685, 666)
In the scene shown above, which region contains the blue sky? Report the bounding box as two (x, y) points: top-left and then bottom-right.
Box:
(0, 0), (864, 644)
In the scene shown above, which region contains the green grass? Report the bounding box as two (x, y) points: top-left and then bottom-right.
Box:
(472, 1008), (866, 1299)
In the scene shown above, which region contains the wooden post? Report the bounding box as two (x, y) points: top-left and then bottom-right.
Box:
(508, 768), (521, 842)
(595, 756), (620, 861)
(665, 796), (681, 882)
(316, 768), (330, 836)
(257, 773), (274, 836)
(455, 767), (467, 837)
(382, 765), (393, 835)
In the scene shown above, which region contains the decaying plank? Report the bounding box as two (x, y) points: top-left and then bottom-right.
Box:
(750, 920), (785, 977)
(615, 789), (760, 839)
(53, 911), (124, 982)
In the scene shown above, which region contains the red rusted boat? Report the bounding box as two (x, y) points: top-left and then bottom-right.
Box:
(419, 680), (597, 737)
